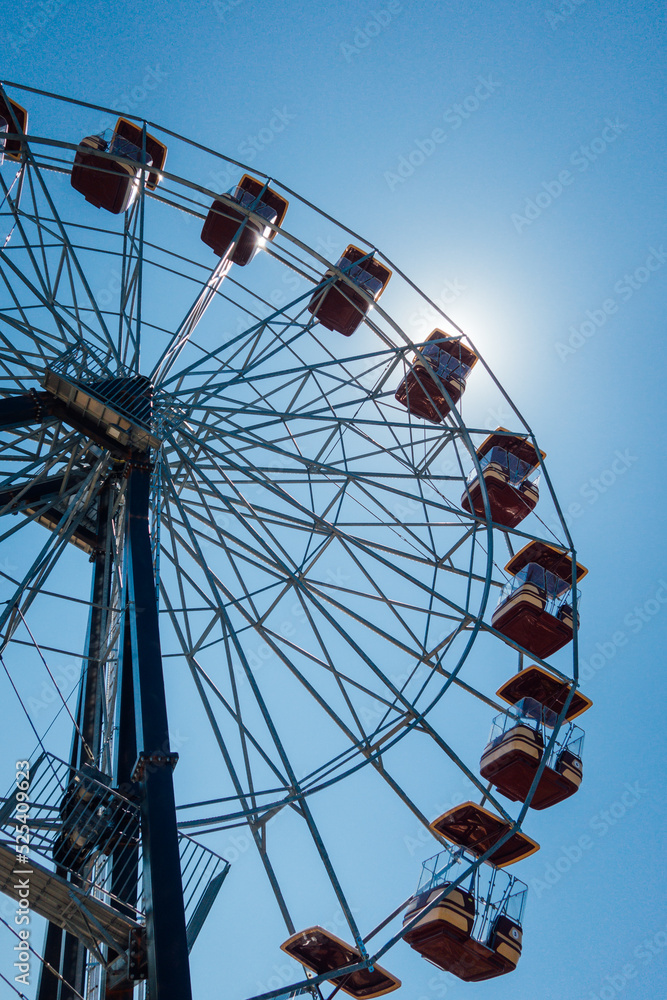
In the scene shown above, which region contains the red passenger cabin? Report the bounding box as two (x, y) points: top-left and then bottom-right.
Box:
(394, 330), (478, 423)
(403, 882), (475, 945)
(201, 173), (288, 266)
(402, 846), (527, 981)
(71, 117), (167, 214)
(307, 245), (391, 336)
(480, 693), (586, 809)
(0, 94), (28, 161)
(461, 428), (544, 527)
(491, 540), (587, 659)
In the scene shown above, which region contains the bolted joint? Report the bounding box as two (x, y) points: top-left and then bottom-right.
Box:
(131, 749), (179, 782)
(105, 927), (148, 990)
(29, 387), (48, 420)
(128, 926), (148, 981)
(126, 457), (153, 473)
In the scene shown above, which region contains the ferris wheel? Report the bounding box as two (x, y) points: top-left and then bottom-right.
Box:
(0, 82), (591, 1000)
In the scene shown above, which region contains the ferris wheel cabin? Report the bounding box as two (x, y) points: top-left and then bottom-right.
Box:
(481, 666), (592, 809)
(307, 245), (392, 336)
(402, 847), (527, 981)
(461, 428), (544, 527)
(201, 173), (288, 266)
(480, 696), (586, 809)
(394, 330), (478, 423)
(70, 117), (167, 214)
(0, 93), (28, 161)
(403, 882), (475, 948)
(280, 926), (401, 998)
(492, 540), (587, 658)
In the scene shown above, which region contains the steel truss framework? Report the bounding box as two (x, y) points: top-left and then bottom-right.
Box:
(0, 82), (580, 1000)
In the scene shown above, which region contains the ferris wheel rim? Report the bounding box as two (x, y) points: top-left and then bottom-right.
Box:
(0, 80), (583, 1000)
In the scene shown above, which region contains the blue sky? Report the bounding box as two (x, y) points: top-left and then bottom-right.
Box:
(0, 1), (666, 999)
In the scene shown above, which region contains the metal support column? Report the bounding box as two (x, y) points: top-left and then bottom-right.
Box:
(103, 606), (139, 1000)
(34, 923), (63, 1000)
(73, 483), (112, 767)
(126, 463), (192, 1000)
(37, 483), (113, 1000)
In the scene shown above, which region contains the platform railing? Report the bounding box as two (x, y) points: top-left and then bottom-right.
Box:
(45, 343), (188, 441)
(0, 752), (230, 931)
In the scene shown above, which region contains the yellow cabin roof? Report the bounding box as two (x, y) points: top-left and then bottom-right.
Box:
(504, 539), (588, 582)
(496, 664), (592, 721)
(430, 801), (540, 867)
